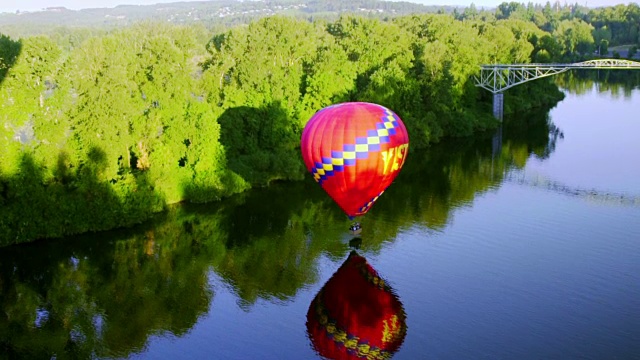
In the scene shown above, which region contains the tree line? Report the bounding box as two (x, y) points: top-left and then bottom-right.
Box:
(2, 7), (611, 245)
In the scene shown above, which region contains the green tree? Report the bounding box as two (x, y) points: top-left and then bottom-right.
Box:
(0, 33), (21, 85)
(327, 16), (414, 111)
(496, 2), (527, 20)
(202, 16), (318, 184)
(593, 25), (612, 55)
(554, 19), (595, 58)
(600, 39), (609, 56)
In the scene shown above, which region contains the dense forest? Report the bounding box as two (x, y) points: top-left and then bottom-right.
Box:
(1, 1), (639, 245)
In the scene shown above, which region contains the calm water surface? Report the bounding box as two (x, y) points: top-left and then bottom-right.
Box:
(1, 82), (639, 359)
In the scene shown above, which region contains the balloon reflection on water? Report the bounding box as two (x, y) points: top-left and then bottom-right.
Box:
(306, 251), (407, 359)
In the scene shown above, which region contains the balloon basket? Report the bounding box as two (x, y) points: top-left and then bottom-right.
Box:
(349, 222), (362, 236)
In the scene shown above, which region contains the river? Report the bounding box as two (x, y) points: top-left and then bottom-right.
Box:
(1, 80), (639, 359)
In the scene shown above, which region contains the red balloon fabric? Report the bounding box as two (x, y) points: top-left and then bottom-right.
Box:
(300, 102), (409, 218)
(306, 251), (407, 359)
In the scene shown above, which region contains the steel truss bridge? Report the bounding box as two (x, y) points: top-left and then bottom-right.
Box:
(475, 59), (640, 94)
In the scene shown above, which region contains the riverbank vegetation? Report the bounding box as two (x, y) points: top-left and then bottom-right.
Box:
(1, 2), (638, 245)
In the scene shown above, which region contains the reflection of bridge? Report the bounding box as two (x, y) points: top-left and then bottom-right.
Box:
(475, 59), (640, 119)
(504, 171), (640, 207)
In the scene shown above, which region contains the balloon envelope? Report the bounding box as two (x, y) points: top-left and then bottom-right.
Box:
(306, 251), (407, 359)
(300, 102), (409, 218)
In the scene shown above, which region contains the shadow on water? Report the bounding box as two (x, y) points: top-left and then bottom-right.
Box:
(0, 108), (560, 358)
(0, 34), (21, 87)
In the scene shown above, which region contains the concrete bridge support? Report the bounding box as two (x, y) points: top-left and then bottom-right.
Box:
(493, 93), (504, 121)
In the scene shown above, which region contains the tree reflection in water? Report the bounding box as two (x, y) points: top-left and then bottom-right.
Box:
(0, 223), (215, 359)
(307, 251), (406, 359)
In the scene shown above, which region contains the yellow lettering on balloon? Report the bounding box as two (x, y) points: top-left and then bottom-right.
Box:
(381, 143), (409, 175)
(381, 147), (395, 175)
(397, 143), (408, 169)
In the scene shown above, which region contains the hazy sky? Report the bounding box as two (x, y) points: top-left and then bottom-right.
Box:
(0, 0), (628, 14)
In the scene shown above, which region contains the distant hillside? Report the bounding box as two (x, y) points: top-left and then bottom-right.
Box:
(0, 0), (454, 37)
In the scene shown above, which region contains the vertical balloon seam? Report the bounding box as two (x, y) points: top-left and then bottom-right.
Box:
(352, 106), (364, 216)
(328, 110), (350, 216)
(339, 109), (350, 210)
(355, 106), (375, 216)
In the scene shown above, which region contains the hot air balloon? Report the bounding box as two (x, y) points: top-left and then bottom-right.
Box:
(300, 102), (409, 231)
(306, 251), (407, 359)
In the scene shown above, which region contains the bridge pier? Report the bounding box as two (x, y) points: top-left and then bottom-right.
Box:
(493, 93), (504, 121)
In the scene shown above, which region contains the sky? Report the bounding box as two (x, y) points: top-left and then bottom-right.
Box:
(0, 0), (629, 14)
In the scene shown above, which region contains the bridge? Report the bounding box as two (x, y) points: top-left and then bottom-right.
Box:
(475, 59), (640, 119)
